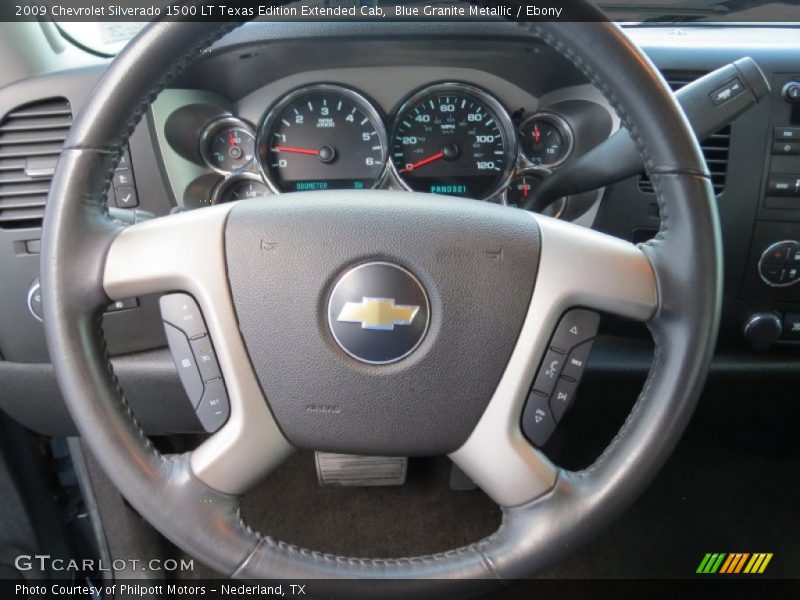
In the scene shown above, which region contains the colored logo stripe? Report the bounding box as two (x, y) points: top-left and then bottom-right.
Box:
(697, 553), (726, 574)
(745, 553), (773, 574)
(720, 553), (749, 573)
(697, 552), (773, 574)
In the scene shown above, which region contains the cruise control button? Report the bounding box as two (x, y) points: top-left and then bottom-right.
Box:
(550, 378), (579, 423)
(190, 335), (221, 382)
(159, 293), (206, 339)
(196, 379), (230, 432)
(550, 309), (600, 353)
(562, 340), (593, 381)
(521, 391), (556, 448)
(163, 322), (204, 407)
(532, 349), (564, 396)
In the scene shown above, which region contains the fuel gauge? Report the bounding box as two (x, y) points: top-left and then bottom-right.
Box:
(200, 117), (256, 174)
(212, 175), (269, 204)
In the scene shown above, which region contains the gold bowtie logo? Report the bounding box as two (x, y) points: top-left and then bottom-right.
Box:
(337, 297), (420, 331)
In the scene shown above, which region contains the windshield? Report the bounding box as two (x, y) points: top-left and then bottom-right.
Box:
(53, 0), (798, 56)
(599, 0), (799, 22)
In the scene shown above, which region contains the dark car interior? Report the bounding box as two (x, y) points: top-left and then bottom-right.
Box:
(0, 2), (798, 596)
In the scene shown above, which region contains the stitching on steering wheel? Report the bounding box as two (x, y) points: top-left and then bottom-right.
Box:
(65, 9), (712, 578)
(82, 22), (241, 464)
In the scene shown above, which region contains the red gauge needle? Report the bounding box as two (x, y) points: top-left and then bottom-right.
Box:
(533, 125), (541, 144)
(401, 151), (444, 173)
(273, 145), (319, 156)
(228, 131), (238, 147)
(523, 181), (529, 197)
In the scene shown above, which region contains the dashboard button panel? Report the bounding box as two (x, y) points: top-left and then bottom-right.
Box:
(160, 293), (229, 432)
(522, 309), (600, 447)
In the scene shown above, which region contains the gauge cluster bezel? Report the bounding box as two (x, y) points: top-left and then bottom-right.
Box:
(255, 83), (390, 195)
(191, 81), (582, 215)
(503, 166), (567, 218)
(211, 173), (269, 205)
(198, 116), (258, 176)
(387, 81), (519, 202)
(517, 111), (575, 169)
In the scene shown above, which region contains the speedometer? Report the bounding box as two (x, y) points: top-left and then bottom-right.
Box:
(257, 84), (387, 193)
(390, 83), (516, 200)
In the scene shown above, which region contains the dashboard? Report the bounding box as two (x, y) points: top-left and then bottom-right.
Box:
(0, 21), (799, 436)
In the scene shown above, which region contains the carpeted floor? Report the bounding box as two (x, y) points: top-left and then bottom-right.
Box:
(180, 376), (800, 584)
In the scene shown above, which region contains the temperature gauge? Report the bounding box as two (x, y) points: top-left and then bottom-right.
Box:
(519, 113), (573, 167)
(200, 117), (256, 174)
(505, 170), (566, 218)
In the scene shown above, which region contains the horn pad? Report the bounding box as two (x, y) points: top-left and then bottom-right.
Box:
(224, 191), (540, 455)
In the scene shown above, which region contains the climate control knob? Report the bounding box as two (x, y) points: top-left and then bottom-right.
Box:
(758, 240), (799, 287)
(743, 312), (782, 350)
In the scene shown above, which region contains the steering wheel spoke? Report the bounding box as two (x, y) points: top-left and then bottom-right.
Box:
(103, 204), (293, 495)
(43, 11), (720, 584)
(450, 215), (657, 508)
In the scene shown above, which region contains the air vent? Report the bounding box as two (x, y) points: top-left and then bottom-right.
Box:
(0, 98), (72, 228)
(638, 72), (731, 196)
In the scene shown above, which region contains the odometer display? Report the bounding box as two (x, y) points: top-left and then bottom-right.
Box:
(258, 85), (387, 193)
(391, 83), (516, 200)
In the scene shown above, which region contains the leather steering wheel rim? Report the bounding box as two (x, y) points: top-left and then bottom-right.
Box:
(41, 2), (721, 594)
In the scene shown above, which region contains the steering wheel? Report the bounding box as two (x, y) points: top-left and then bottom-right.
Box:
(41, 2), (721, 593)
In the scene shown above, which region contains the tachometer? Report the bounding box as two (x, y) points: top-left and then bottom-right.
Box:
(257, 85), (387, 192)
(390, 83), (516, 200)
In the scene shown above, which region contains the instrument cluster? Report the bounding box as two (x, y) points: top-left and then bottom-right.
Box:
(199, 81), (575, 214)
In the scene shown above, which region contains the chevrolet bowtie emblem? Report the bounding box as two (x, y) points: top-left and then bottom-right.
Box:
(337, 297), (420, 331)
